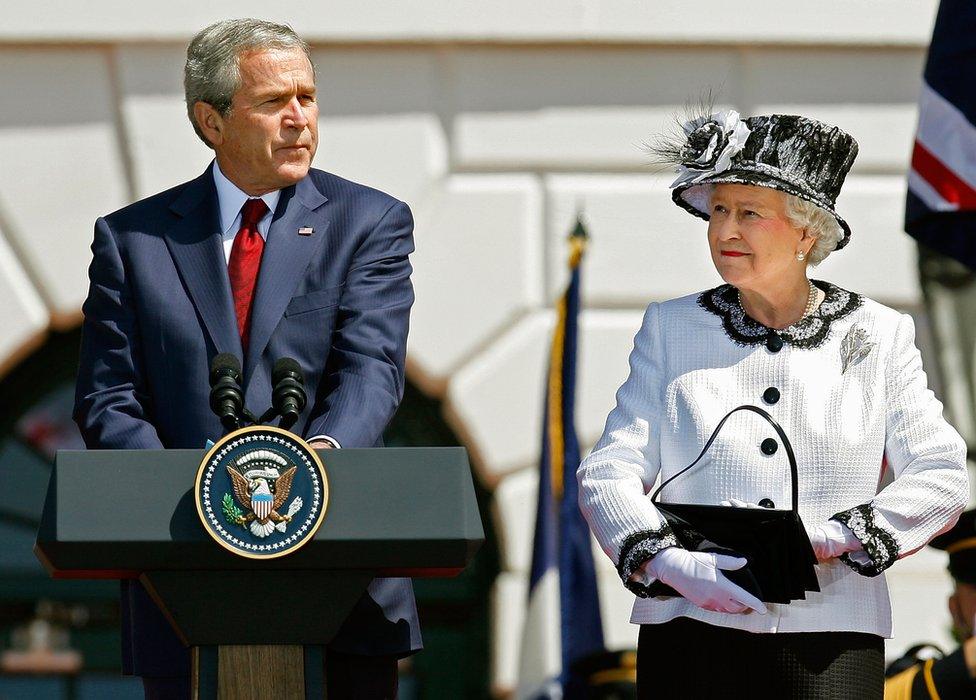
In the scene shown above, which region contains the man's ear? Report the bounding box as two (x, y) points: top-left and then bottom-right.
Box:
(193, 102), (225, 148)
(950, 592), (969, 633)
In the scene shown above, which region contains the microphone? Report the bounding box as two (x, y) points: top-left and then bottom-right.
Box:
(209, 353), (245, 432)
(271, 358), (307, 430)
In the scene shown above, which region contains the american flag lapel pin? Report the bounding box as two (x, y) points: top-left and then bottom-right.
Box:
(298, 226), (314, 236)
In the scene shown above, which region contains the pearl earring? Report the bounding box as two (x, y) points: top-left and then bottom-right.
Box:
(796, 251), (806, 262)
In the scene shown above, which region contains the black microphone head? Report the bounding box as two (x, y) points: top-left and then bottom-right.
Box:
(210, 353), (242, 385)
(271, 358), (306, 430)
(209, 353), (244, 432)
(272, 357), (304, 386)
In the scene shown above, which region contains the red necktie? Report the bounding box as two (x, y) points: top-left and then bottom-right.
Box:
(228, 198), (269, 346)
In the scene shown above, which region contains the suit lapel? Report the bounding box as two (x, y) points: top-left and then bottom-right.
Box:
(245, 176), (330, 377)
(164, 169), (243, 361)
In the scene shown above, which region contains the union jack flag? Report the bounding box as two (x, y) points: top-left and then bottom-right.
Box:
(906, 0), (976, 269)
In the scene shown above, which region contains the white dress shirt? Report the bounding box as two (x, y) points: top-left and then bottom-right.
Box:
(211, 161), (338, 449)
(577, 282), (968, 637)
(212, 161), (280, 262)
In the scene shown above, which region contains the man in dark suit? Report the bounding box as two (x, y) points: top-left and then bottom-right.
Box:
(73, 18), (418, 699)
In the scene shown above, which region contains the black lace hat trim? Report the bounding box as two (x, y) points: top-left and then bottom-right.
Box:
(697, 280), (862, 350)
(831, 504), (899, 577)
(618, 525), (679, 598)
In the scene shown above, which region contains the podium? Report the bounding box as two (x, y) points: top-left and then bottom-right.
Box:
(34, 446), (484, 698)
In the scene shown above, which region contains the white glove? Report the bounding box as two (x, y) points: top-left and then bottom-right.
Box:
(806, 520), (862, 562)
(640, 547), (768, 615)
(720, 498), (762, 508)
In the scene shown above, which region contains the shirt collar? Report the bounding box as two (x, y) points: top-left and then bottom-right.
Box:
(212, 161), (281, 236)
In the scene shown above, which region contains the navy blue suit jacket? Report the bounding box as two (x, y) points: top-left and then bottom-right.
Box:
(74, 165), (420, 676)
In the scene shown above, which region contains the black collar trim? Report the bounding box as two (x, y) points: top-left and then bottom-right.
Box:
(697, 280), (862, 350)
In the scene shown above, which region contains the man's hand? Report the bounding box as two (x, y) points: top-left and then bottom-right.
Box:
(307, 435), (340, 450)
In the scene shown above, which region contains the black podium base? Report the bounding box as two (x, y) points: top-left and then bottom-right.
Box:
(141, 571), (373, 645)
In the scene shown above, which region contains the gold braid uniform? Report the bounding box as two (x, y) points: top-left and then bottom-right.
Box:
(885, 646), (975, 699)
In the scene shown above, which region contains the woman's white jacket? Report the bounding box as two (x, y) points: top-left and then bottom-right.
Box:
(577, 282), (969, 636)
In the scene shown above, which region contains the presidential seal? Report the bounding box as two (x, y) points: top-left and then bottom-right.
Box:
(194, 426), (328, 559)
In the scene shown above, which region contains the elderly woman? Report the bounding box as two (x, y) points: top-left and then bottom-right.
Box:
(577, 112), (970, 698)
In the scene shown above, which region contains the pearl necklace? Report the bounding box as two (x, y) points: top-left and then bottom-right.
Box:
(738, 281), (819, 325)
(801, 281), (819, 319)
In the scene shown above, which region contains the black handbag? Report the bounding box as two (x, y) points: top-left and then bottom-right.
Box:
(646, 404), (820, 604)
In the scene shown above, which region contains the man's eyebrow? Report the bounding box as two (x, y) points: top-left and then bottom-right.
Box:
(252, 85), (316, 100)
(258, 82), (316, 94)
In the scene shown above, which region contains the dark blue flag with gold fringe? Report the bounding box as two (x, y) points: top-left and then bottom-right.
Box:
(518, 217), (605, 699)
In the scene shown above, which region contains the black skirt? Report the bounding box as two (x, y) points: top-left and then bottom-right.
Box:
(637, 617), (884, 699)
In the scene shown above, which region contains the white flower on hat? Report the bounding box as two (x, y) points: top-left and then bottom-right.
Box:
(671, 110), (752, 189)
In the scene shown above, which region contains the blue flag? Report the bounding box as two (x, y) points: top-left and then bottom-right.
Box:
(906, 0), (976, 269)
(518, 218), (604, 699)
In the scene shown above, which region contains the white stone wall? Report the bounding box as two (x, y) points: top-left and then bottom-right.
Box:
(0, 3), (961, 694)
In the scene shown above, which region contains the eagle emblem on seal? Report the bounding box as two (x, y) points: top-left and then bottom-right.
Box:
(222, 450), (304, 537)
(196, 426), (328, 558)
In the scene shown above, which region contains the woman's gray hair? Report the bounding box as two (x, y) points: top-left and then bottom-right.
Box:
(184, 18), (312, 147)
(782, 194), (843, 265)
(702, 184), (843, 265)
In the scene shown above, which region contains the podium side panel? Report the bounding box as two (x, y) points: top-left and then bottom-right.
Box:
(141, 571), (374, 646)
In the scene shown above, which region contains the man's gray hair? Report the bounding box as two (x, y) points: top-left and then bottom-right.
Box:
(184, 18), (312, 147)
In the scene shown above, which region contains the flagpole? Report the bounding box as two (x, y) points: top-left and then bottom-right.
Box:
(518, 214), (604, 700)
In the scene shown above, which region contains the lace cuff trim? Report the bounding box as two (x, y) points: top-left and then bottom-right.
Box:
(617, 524), (679, 597)
(831, 504), (899, 577)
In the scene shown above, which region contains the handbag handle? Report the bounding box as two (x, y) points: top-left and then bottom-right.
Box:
(650, 404), (800, 513)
